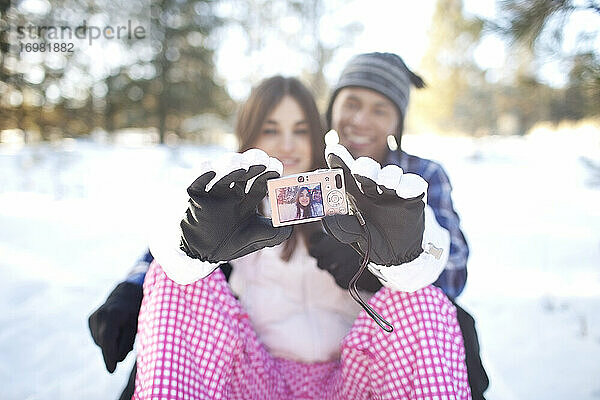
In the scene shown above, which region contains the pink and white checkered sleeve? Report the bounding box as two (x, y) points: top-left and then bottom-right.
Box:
(134, 261), (299, 400)
(133, 261), (245, 399)
(337, 285), (471, 400)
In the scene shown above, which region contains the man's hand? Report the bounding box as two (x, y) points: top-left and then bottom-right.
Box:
(308, 230), (383, 292)
(88, 282), (143, 373)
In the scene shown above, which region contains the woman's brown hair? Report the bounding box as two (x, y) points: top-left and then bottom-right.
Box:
(235, 76), (325, 261)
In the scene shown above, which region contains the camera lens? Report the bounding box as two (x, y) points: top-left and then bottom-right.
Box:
(298, 176), (304, 183)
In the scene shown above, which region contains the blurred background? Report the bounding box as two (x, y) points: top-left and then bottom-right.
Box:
(0, 0), (599, 399)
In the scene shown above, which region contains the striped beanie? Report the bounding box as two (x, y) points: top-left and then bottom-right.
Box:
(325, 52), (425, 140)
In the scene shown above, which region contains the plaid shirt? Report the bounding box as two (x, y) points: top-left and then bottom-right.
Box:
(125, 250), (154, 285)
(385, 150), (469, 299)
(128, 150), (469, 299)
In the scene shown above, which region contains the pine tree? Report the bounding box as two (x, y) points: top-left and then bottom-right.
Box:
(493, 0), (600, 115)
(410, 0), (487, 135)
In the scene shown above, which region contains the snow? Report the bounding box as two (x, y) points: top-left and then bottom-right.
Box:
(1, 130), (599, 399)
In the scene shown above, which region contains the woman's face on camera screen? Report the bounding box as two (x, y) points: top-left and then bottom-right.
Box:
(253, 95), (312, 176)
(298, 189), (311, 207)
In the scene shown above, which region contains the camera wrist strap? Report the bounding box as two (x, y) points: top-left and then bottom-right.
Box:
(347, 199), (394, 333)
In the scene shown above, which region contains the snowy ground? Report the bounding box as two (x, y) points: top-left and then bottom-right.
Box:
(1, 129), (599, 400)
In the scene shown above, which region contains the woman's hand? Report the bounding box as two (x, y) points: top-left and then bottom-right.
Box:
(322, 144), (428, 267)
(180, 149), (293, 263)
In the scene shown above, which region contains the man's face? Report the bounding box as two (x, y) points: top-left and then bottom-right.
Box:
(330, 87), (400, 162)
(312, 189), (321, 202)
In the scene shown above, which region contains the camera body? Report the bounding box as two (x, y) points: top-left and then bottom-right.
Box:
(267, 168), (348, 227)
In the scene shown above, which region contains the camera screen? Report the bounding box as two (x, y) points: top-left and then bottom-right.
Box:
(275, 183), (324, 223)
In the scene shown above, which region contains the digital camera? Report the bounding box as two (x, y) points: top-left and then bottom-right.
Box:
(267, 168), (348, 227)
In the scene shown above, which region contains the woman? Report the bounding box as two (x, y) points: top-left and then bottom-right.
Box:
(295, 187), (313, 220)
(134, 76), (470, 399)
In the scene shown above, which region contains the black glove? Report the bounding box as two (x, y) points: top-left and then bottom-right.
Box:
(308, 230), (383, 292)
(322, 144), (426, 266)
(180, 150), (293, 263)
(88, 282), (143, 373)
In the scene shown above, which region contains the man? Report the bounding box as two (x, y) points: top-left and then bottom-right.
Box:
(327, 52), (470, 298)
(89, 52), (488, 400)
(325, 52), (488, 399)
